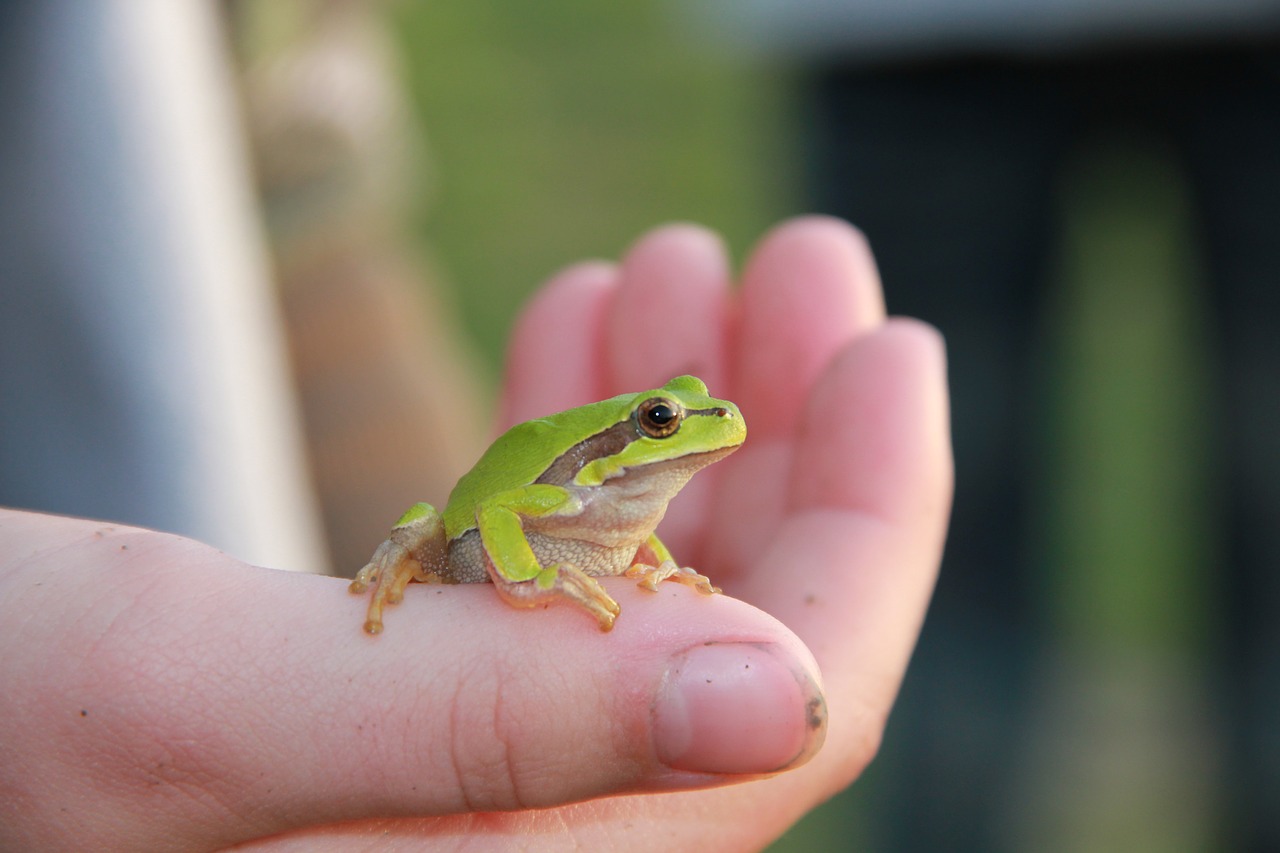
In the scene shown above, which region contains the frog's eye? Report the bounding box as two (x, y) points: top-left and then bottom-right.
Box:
(636, 397), (682, 438)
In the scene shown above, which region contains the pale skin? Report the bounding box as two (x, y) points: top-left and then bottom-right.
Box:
(0, 217), (952, 852)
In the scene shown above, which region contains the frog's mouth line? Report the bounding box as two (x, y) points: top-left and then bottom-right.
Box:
(619, 442), (743, 477)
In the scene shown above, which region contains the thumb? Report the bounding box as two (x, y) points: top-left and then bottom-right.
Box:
(1, 512), (825, 851)
(334, 579), (828, 810)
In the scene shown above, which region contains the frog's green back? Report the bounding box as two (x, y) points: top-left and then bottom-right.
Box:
(441, 392), (633, 537)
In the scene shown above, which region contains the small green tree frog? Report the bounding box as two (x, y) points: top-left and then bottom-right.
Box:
(350, 375), (746, 633)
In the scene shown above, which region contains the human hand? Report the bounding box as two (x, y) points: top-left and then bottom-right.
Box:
(0, 217), (950, 852)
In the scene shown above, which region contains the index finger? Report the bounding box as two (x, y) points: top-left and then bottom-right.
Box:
(744, 320), (951, 754)
(501, 261), (618, 426)
(732, 216), (886, 440)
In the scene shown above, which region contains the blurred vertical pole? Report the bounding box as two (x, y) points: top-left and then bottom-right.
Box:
(236, 2), (488, 574)
(0, 1), (328, 572)
(1010, 140), (1218, 853)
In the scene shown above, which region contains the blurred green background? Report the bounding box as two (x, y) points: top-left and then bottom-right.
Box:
(375, 2), (1217, 850)
(387, 2), (793, 369)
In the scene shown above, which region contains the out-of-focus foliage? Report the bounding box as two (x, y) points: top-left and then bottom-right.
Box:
(386, 1), (795, 370)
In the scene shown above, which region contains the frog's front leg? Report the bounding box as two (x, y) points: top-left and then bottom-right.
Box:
(624, 533), (721, 595)
(350, 502), (449, 634)
(477, 485), (622, 631)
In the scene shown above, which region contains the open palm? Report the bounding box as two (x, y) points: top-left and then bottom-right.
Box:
(487, 216), (952, 849)
(0, 217), (950, 852)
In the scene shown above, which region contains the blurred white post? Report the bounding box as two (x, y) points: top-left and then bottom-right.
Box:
(0, 1), (329, 572)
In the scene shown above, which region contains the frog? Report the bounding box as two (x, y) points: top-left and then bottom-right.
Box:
(349, 375), (746, 633)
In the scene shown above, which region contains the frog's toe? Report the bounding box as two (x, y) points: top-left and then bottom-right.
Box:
(624, 562), (665, 591)
(489, 563), (621, 631)
(351, 539), (420, 633)
(561, 568), (622, 624)
(627, 560), (720, 595)
(349, 561), (381, 594)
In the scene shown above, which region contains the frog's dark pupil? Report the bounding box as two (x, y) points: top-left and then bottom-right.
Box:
(647, 405), (674, 425)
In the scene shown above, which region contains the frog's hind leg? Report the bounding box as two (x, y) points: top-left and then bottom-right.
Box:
(350, 503), (448, 634)
(487, 561), (622, 632)
(474, 491), (622, 631)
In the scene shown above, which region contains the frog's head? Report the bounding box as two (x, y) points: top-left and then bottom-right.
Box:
(574, 375), (745, 487)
